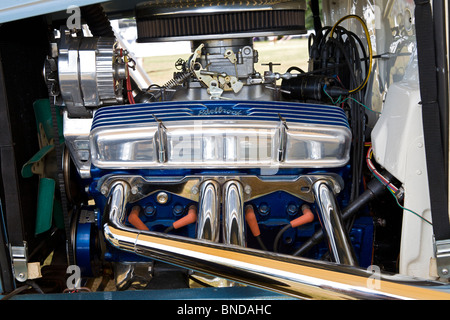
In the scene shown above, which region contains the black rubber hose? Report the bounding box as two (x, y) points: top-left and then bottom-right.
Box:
(310, 0), (322, 44)
(273, 224), (291, 253)
(79, 5), (150, 100)
(164, 225), (174, 234)
(1, 285), (30, 300)
(255, 235), (268, 251)
(80, 4), (115, 37)
(292, 173), (393, 257)
(0, 280), (44, 300)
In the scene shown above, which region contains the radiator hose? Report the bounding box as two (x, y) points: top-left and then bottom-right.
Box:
(80, 4), (115, 37)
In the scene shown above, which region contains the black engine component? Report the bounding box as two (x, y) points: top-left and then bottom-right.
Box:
(135, 0), (306, 41)
(281, 74), (349, 101)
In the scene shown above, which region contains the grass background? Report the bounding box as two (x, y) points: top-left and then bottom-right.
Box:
(141, 38), (310, 85)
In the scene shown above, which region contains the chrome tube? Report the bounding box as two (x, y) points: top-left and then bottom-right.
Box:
(222, 180), (246, 247)
(312, 180), (357, 266)
(196, 180), (221, 242)
(103, 181), (135, 252)
(103, 180), (450, 300)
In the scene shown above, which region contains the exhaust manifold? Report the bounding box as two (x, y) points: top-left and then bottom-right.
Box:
(103, 179), (450, 300)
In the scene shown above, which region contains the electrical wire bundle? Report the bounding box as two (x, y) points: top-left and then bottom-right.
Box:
(366, 146), (433, 225)
(124, 54), (136, 104)
(366, 146), (398, 195)
(308, 15), (373, 209)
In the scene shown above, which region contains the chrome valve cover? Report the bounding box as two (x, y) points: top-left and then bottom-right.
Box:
(89, 100), (351, 170)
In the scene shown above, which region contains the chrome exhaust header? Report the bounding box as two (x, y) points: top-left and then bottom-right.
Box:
(312, 180), (357, 266)
(222, 180), (246, 247)
(102, 179), (450, 300)
(196, 180), (221, 242)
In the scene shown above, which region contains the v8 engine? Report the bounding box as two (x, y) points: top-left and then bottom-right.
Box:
(3, 0), (449, 300)
(46, 0), (374, 290)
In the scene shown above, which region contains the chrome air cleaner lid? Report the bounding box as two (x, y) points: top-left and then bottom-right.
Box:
(135, 0), (307, 42)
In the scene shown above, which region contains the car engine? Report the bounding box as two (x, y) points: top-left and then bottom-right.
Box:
(2, 0), (450, 300)
(53, 0), (374, 289)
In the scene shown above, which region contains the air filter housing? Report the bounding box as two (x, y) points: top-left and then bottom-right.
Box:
(135, 0), (307, 42)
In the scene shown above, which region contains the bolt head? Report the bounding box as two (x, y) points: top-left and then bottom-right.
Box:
(258, 203), (270, 215)
(156, 192), (169, 204)
(173, 204), (184, 216)
(287, 204), (298, 216)
(144, 206), (155, 216)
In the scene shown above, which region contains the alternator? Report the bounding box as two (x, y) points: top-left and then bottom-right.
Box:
(55, 30), (127, 117)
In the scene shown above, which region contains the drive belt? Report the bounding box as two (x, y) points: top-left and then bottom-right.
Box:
(46, 59), (75, 266)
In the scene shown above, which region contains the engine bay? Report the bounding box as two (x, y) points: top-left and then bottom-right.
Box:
(1, 0), (450, 300)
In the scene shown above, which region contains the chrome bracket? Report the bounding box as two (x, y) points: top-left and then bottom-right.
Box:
(98, 173), (343, 204)
(10, 242), (28, 282)
(277, 114), (288, 162)
(434, 239), (450, 279)
(153, 115), (167, 163)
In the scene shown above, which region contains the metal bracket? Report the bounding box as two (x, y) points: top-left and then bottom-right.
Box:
(99, 173), (343, 205)
(434, 239), (450, 278)
(153, 115), (167, 163)
(10, 242), (28, 282)
(277, 114), (288, 162)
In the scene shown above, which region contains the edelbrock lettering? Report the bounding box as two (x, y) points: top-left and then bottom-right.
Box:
(198, 107), (242, 116)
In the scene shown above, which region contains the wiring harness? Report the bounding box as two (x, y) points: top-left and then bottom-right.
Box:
(308, 15), (373, 208)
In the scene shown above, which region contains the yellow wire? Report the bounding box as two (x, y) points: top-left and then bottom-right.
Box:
(329, 14), (373, 94)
